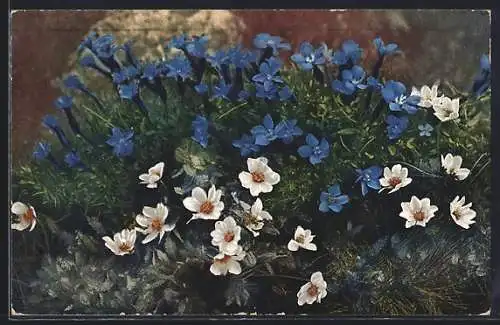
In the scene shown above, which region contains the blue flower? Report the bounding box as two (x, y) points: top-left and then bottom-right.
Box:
(367, 76), (383, 91)
(386, 115), (409, 140)
(63, 74), (88, 92)
(331, 65), (368, 95)
(64, 151), (85, 169)
(232, 134), (260, 157)
(253, 33), (291, 55)
(355, 166), (383, 196)
(211, 80), (232, 101)
(54, 96), (73, 111)
(275, 119), (303, 144)
(80, 55), (97, 68)
(382, 80), (420, 115)
(78, 31), (96, 52)
(255, 83), (278, 100)
(32, 142), (51, 161)
(42, 115), (71, 148)
(290, 41), (326, 71)
(91, 34), (118, 60)
(227, 45), (253, 69)
(252, 57), (284, 91)
(298, 134), (330, 165)
(166, 56), (192, 81)
(331, 40), (363, 65)
(106, 127), (134, 158)
(118, 82), (139, 100)
(194, 83), (209, 94)
(207, 49), (230, 70)
(167, 34), (188, 49)
(142, 63), (159, 81)
(278, 86), (294, 102)
(186, 35), (209, 58)
(319, 184), (350, 213)
(472, 54), (491, 97)
(251, 114), (279, 146)
(238, 90), (250, 102)
(191, 115), (209, 148)
(373, 36), (399, 56)
(418, 123), (433, 137)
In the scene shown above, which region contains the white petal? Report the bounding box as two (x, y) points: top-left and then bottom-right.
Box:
(135, 215), (151, 228)
(303, 243), (317, 251)
(191, 187), (208, 203)
(183, 197), (201, 212)
(247, 158), (261, 173)
(265, 171), (280, 185)
(251, 198), (263, 215)
(142, 206), (157, 219)
(29, 218), (37, 232)
(239, 172), (253, 188)
(249, 184), (262, 197)
(11, 221), (30, 231)
(383, 167), (391, 179)
(260, 210), (273, 220)
(11, 202), (28, 215)
(405, 220), (416, 228)
(455, 168), (470, 180)
(409, 196), (421, 212)
(287, 240), (300, 251)
(227, 260), (242, 275)
(210, 263), (224, 276)
(207, 185), (216, 201)
(142, 232), (158, 244)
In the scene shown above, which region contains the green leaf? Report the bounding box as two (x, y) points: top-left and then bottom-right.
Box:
(388, 145), (397, 156)
(337, 128), (358, 135)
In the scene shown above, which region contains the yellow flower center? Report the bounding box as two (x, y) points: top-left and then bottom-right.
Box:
(215, 254), (232, 264)
(200, 201), (214, 214)
(243, 213), (259, 227)
(251, 171), (265, 183)
(413, 211), (426, 222)
(118, 242), (133, 253)
(224, 231), (235, 243)
(23, 208), (35, 223)
(307, 284), (319, 297)
(151, 218), (163, 232)
(295, 235), (305, 244)
(388, 177), (402, 187)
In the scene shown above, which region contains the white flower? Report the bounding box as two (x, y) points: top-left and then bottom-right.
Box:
(182, 185), (224, 223)
(411, 83), (439, 108)
(297, 271), (327, 306)
(11, 201), (37, 232)
(240, 198), (273, 237)
(287, 226), (317, 251)
(441, 153), (470, 180)
(399, 196), (439, 228)
(450, 196), (477, 229)
(209, 246), (246, 276)
(379, 164), (412, 194)
(432, 96), (459, 122)
(135, 203), (175, 244)
(102, 228), (137, 256)
(138, 162), (165, 189)
(238, 157), (280, 197)
(210, 216), (242, 255)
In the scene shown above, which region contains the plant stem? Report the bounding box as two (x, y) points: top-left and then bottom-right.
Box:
(82, 104), (116, 128)
(251, 274), (309, 282)
(215, 102), (247, 120)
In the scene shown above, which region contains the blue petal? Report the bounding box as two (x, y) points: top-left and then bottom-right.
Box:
(328, 204), (343, 213)
(263, 114), (274, 129)
(305, 133), (319, 146)
(342, 82), (356, 95)
(341, 69), (353, 81)
(291, 53), (305, 64)
(309, 155), (322, 165)
(299, 62), (314, 71)
(251, 125), (268, 136)
(389, 102), (402, 111)
(336, 195), (350, 205)
(299, 41), (313, 56)
(361, 182), (368, 196)
(320, 192), (329, 202)
(367, 179), (381, 190)
(332, 79), (346, 93)
(328, 184), (341, 196)
(319, 201), (330, 213)
(255, 135), (271, 146)
(319, 138), (330, 152)
(384, 43), (399, 54)
(297, 145), (313, 158)
(381, 85), (396, 103)
(351, 65), (365, 80)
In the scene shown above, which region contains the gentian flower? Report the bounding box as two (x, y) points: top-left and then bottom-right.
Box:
(112, 70), (128, 85)
(373, 36), (399, 57)
(141, 63), (159, 82)
(367, 76), (383, 91)
(211, 80), (232, 101)
(291, 41), (326, 71)
(32, 142), (51, 161)
(253, 33), (291, 55)
(275, 119), (303, 144)
(319, 184), (350, 213)
(382, 80), (420, 114)
(228, 45), (253, 69)
(54, 96), (73, 111)
(192, 115), (209, 148)
(185, 35), (209, 58)
(64, 151), (89, 170)
(91, 34), (118, 60)
(233, 134), (260, 157)
(331, 40), (363, 65)
(78, 31), (97, 52)
(255, 83), (278, 100)
(297, 134), (330, 165)
(41, 115), (71, 148)
(386, 115), (409, 140)
(79, 55), (110, 76)
(106, 127), (134, 158)
(418, 123), (433, 137)
(252, 57), (284, 91)
(278, 86), (294, 101)
(355, 166), (383, 196)
(331, 65), (368, 95)
(472, 54), (491, 97)
(238, 90), (250, 102)
(194, 83), (209, 94)
(165, 56), (192, 81)
(250, 114), (279, 146)
(167, 34), (188, 50)
(207, 49), (230, 71)
(118, 82), (139, 100)
(63, 74), (88, 92)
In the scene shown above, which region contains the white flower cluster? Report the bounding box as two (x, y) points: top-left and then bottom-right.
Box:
(411, 83), (460, 122)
